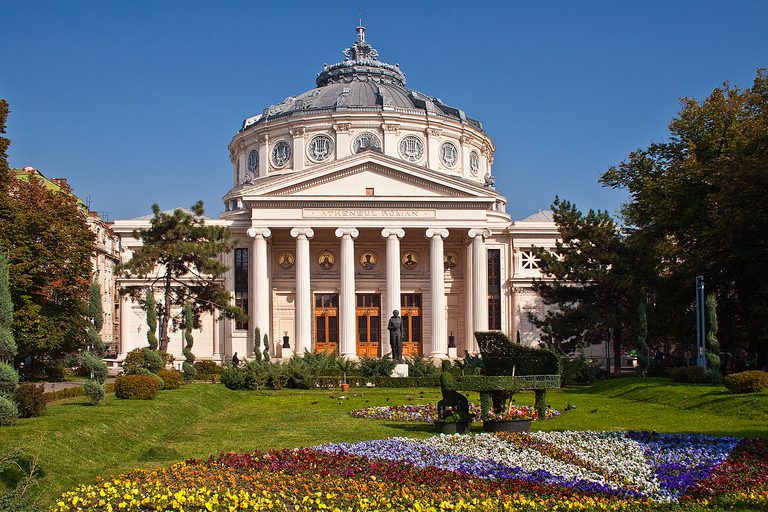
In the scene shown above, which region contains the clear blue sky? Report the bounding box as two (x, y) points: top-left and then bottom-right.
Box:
(2, 1), (766, 222)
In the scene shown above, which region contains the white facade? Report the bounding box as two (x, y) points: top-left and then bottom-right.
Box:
(111, 27), (561, 363)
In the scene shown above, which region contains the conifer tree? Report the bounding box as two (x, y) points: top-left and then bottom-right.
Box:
(636, 302), (649, 376)
(84, 280), (107, 404)
(182, 301), (196, 383)
(253, 326), (262, 363)
(706, 293), (722, 384)
(263, 334), (270, 363)
(118, 202), (248, 352)
(145, 290), (158, 350)
(0, 253), (15, 363)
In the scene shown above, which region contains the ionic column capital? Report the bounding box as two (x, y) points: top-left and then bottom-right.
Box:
(290, 227), (315, 239)
(334, 228), (360, 239)
(425, 228), (449, 240)
(381, 228), (405, 239)
(467, 228), (491, 240)
(247, 227), (271, 239)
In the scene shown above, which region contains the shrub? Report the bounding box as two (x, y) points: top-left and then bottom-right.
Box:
(560, 355), (604, 386)
(669, 365), (707, 384)
(157, 370), (182, 389)
(406, 355), (441, 378)
(0, 396), (17, 425)
(724, 370), (768, 394)
(359, 355), (397, 378)
(12, 383), (46, 418)
(194, 360), (222, 380)
(182, 361), (197, 383)
(84, 379), (105, 405)
(0, 361), (18, 398)
(646, 359), (670, 378)
(220, 361), (269, 391)
(122, 347), (164, 375)
(141, 368), (165, 390)
(114, 375), (159, 400)
(81, 351), (108, 384)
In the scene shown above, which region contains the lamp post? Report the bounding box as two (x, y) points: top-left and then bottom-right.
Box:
(695, 276), (706, 368)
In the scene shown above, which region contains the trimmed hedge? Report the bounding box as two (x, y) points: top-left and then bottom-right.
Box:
(114, 375), (159, 400)
(670, 365), (707, 384)
(157, 370), (182, 389)
(474, 331), (560, 376)
(724, 370), (768, 394)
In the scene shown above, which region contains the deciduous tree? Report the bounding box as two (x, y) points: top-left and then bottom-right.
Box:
(0, 100), (94, 362)
(601, 68), (768, 368)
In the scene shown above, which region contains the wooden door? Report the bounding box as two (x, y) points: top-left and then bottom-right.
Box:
(314, 294), (339, 353)
(356, 294), (380, 357)
(400, 293), (423, 357)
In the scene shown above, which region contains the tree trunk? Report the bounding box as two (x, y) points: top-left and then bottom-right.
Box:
(159, 270), (172, 352)
(613, 325), (622, 375)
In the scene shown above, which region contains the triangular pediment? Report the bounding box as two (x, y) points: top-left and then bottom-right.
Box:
(235, 152), (499, 201)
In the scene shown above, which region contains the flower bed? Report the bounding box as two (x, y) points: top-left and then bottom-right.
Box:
(54, 432), (768, 511)
(350, 403), (561, 423)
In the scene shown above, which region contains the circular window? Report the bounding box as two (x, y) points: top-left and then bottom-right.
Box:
(307, 134), (334, 162)
(469, 150), (480, 177)
(271, 141), (292, 167)
(352, 132), (381, 153)
(247, 150), (259, 175)
(439, 142), (459, 168)
(399, 135), (425, 162)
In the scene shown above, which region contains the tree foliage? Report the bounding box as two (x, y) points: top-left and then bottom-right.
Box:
(0, 101), (94, 361)
(600, 68), (768, 367)
(529, 198), (647, 368)
(0, 253), (15, 363)
(118, 202), (247, 352)
(87, 281), (106, 358)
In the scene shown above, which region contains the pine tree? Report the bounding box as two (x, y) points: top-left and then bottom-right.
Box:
(118, 202), (248, 352)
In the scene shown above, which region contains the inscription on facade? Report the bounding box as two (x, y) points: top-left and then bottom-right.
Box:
(303, 208), (436, 219)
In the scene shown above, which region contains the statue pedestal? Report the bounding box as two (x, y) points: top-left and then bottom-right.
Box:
(448, 347), (458, 359)
(392, 363), (409, 378)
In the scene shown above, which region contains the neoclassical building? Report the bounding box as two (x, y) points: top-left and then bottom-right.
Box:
(112, 27), (560, 363)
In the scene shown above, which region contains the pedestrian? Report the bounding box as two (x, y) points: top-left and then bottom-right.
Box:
(232, 352), (239, 367)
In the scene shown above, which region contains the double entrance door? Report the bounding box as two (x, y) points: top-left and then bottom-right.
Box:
(314, 292), (422, 357)
(400, 293), (423, 357)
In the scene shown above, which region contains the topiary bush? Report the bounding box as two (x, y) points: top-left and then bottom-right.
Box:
(474, 331), (560, 376)
(12, 383), (46, 418)
(0, 361), (19, 398)
(669, 365), (708, 384)
(114, 375), (159, 400)
(0, 396), (17, 425)
(122, 347), (164, 375)
(84, 379), (105, 405)
(157, 370), (182, 390)
(724, 370), (768, 394)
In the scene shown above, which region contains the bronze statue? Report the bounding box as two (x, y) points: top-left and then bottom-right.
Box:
(387, 310), (403, 362)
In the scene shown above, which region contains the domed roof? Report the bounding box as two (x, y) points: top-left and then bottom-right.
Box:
(241, 26), (483, 132)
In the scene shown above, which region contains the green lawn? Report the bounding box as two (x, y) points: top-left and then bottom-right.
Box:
(1, 378), (767, 509)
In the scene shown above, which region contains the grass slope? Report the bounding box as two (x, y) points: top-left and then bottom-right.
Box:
(1, 378), (766, 508)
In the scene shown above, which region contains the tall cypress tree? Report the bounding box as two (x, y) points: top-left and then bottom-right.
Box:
(145, 290), (158, 350)
(182, 301), (196, 383)
(0, 252), (16, 363)
(87, 280), (106, 358)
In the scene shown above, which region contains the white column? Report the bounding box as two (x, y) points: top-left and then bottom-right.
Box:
(468, 228), (491, 335)
(381, 228), (405, 356)
(247, 227), (271, 355)
(426, 228), (449, 358)
(335, 228), (359, 358)
(290, 228), (314, 354)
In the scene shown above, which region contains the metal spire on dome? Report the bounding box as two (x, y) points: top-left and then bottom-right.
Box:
(316, 24), (406, 87)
